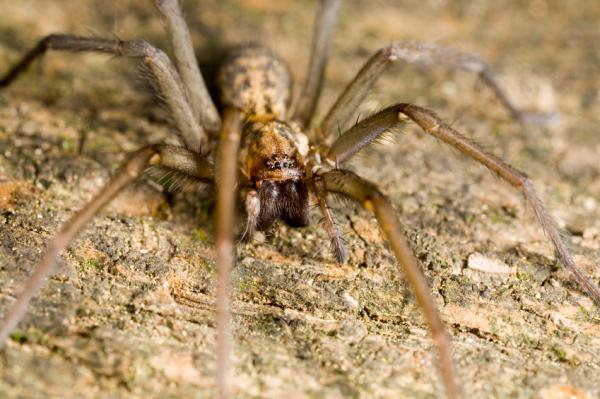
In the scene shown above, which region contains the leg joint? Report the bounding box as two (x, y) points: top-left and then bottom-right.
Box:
(123, 147), (159, 177)
(121, 39), (155, 58)
(517, 175), (532, 190)
(380, 44), (400, 62)
(42, 34), (61, 48)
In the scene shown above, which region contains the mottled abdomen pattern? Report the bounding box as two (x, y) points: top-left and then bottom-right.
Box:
(217, 44), (291, 121)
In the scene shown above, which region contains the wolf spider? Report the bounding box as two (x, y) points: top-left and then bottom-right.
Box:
(1, 0), (599, 398)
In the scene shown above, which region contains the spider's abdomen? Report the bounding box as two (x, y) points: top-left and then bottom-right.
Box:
(218, 44), (291, 121)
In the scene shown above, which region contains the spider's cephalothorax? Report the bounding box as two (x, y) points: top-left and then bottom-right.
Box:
(1, 1), (599, 399)
(243, 120), (310, 230)
(219, 44), (312, 232)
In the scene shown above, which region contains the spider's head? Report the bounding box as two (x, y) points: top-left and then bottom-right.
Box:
(244, 120), (308, 181)
(244, 120), (311, 229)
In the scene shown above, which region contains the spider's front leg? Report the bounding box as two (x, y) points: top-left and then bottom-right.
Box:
(0, 34), (207, 153)
(318, 42), (552, 145)
(214, 108), (244, 399)
(326, 104), (600, 305)
(315, 169), (459, 399)
(0, 144), (214, 346)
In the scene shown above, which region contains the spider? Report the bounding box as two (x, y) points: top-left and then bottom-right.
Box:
(1, 1), (599, 398)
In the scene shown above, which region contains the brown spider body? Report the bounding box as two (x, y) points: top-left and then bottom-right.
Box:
(1, 1), (599, 399)
(219, 44), (312, 231)
(242, 120), (311, 229)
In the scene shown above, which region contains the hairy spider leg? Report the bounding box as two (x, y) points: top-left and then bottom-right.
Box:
(155, 0), (221, 132)
(0, 145), (213, 346)
(327, 103), (600, 305)
(0, 34), (207, 153)
(316, 169), (459, 399)
(291, 0), (341, 127)
(318, 42), (552, 146)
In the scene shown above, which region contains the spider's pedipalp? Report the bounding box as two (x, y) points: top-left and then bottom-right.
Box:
(240, 189), (260, 242)
(312, 177), (348, 263)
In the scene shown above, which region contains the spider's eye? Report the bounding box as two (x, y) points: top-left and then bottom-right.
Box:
(264, 158), (295, 170)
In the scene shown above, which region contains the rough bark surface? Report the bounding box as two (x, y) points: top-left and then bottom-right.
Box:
(0, 1), (599, 398)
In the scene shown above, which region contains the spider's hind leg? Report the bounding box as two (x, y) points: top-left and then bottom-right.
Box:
(291, 0), (341, 128)
(154, 0), (221, 132)
(319, 42), (552, 145)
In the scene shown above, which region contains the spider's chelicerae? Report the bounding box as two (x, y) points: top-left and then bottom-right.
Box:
(1, 1), (599, 398)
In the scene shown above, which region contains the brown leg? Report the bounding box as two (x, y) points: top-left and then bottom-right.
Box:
(319, 42), (550, 145)
(316, 169), (459, 399)
(0, 34), (207, 152)
(150, 144), (214, 180)
(214, 108), (243, 399)
(291, 0), (341, 128)
(154, 0), (221, 133)
(327, 104), (600, 305)
(327, 105), (400, 164)
(0, 144), (213, 347)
